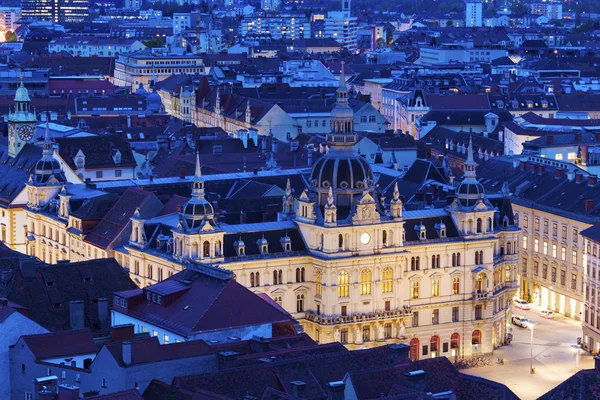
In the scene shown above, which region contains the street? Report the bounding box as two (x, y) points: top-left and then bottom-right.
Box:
(462, 305), (594, 400)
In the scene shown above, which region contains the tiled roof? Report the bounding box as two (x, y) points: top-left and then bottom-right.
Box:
(555, 94), (600, 113)
(0, 305), (17, 323)
(22, 329), (97, 359)
(104, 335), (213, 367)
(56, 134), (136, 170)
(114, 269), (293, 338)
(0, 245), (137, 332)
(538, 369), (600, 400)
(86, 388), (144, 400)
(84, 188), (163, 249)
(581, 223), (600, 243)
(0, 143), (42, 207)
(425, 93), (491, 110)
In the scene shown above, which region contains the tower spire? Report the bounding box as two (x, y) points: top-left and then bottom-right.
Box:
(463, 135), (478, 181)
(42, 114), (53, 157)
(339, 61), (346, 90)
(195, 150), (202, 180)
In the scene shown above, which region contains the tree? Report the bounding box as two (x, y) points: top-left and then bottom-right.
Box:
(143, 39), (165, 48)
(5, 31), (17, 42)
(446, 20), (454, 27)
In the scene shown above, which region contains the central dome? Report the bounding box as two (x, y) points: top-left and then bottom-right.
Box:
(310, 152), (373, 190)
(183, 198), (214, 230)
(34, 158), (63, 184)
(15, 83), (30, 102)
(456, 180), (485, 208)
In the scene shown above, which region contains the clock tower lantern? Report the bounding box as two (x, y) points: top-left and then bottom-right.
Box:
(8, 79), (37, 158)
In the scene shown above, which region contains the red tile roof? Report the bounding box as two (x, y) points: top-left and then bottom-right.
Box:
(86, 388), (143, 400)
(158, 194), (190, 216)
(22, 329), (98, 360)
(425, 93), (491, 110)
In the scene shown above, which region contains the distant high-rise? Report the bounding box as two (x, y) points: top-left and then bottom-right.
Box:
(124, 0), (143, 11)
(21, 0), (89, 23)
(323, 0), (357, 49)
(261, 0), (280, 11)
(465, 0), (482, 27)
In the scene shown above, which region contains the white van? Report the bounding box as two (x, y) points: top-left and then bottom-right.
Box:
(514, 298), (531, 310)
(539, 309), (554, 319)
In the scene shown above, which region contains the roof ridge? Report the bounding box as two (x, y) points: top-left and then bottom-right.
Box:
(191, 279), (232, 333)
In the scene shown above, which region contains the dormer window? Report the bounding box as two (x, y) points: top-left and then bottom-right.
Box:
(415, 224), (427, 240)
(280, 235), (292, 253)
(257, 236), (268, 254)
(234, 239), (245, 256)
(113, 150), (122, 164)
(435, 222), (447, 238)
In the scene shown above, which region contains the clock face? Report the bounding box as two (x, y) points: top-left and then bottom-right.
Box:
(18, 125), (34, 142)
(360, 232), (371, 245)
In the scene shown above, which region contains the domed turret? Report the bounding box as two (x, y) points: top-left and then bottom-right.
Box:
(456, 136), (485, 208)
(14, 80), (30, 102)
(181, 152), (214, 230)
(135, 83), (148, 96)
(34, 121), (65, 185)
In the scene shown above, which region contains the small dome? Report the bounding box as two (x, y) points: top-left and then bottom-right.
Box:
(146, 92), (163, 111)
(34, 158), (63, 184)
(456, 181), (485, 208)
(182, 199), (214, 230)
(135, 83), (147, 96)
(15, 83), (30, 102)
(330, 103), (354, 120)
(310, 154), (373, 190)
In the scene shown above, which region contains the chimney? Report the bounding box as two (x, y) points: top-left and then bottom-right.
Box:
(519, 161), (527, 171)
(240, 210), (247, 224)
(122, 341), (132, 366)
(589, 175), (598, 186)
(0, 297), (7, 306)
(586, 200), (595, 213)
(405, 370), (427, 393)
(290, 381), (306, 398)
(567, 170), (576, 181)
(575, 133), (582, 142)
(179, 167), (186, 179)
(326, 382), (345, 400)
(389, 343), (411, 364)
(547, 135), (554, 145)
(19, 257), (37, 278)
(555, 168), (564, 179)
(250, 336), (271, 353)
(425, 192), (433, 206)
(538, 165), (546, 175)
(37, 389), (54, 400)
(307, 149), (313, 166)
(69, 300), (85, 330)
(111, 324), (135, 341)
(529, 163), (537, 172)
(576, 172), (584, 183)
(58, 384), (80, 400)
(218, 351), (238, 370)
(97, 298), (108, 327)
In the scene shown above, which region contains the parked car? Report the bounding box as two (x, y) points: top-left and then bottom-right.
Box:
(539, 309), (554, 319)
(514, 298), (531, 310)
(512, 315), (528, 328)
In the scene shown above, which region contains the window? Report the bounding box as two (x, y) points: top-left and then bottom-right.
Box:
(295, 267), (305, 282)
(544, 220), (548, 234)
(102, 378), (107, 388)
(250, 272), (260, 287)
(338, 234), (344, 249)
(551, 267), (557, 283)
(338, 270), (349, 297)
(360, 116), (367, 123)
(452, 253), (461, 266)
(524, 215), (528, 228)
(431, 254), (440, 269)
(432, 309), (439, 325)
(452, 306), (459, 322)
(25, 394), (33, 400)
(96, 171), (103, 179)
(535, 218), (540, 231)
(562, 226), (567, 239)
(341, 305), (347, 316)
(410, 280), (420, 299)
(432, 279), (440, 297)
(274, 296), (282, 307)
(573, 250), (578, 264)
(552, 244), (557, 258)
(412, 311), (419, 327)
(452, 277), (460, 294)
(315, 269), (322, 297)
(382, 267), (393, 293)
(360, 269), (372, 295)
(115, 170), (122, 178)
(542, 264), (548, 279)
(385, 300), (391, 311)
(560, 270), (566, 286)
(363, 326), (370, 342)
(385, 323), (392, 338)
(411, 256), (420, 271)
(562, 247), (566, 261)
(572, 274), (577, 290)
(340, 329), (348, 343)
(296, 294), (304, 312)
(553, 223), (558, 236)
(534, 239), (539, 252)
(273, 269), (283, 285)
(472, 330), (482, 345)
(306, 120), (312, 127)
(475, 305), (483, 320)
(543, 241), (548, 255)
(164, 335), (169, 344)
(523, 236), (528, 249)
(369, 115), (376, 123)
(534, 261), (539, 276)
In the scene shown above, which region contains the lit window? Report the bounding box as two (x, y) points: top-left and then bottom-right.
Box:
(360, 269), (372, 295)
(523, 236), (528, 249)
(555, 154), (563, 160)
(382, 267), (393, 293)
(411, 281), (419, 299)
(452, 277), (460, 294)
(338, 270), (349, 297)
(432, 279), (440, 297)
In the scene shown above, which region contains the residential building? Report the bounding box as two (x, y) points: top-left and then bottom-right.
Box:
(465, 0), (483, 28)
(477, 155), (600, 321)
(0, 7), (22, 31)
(48, 36), (146, 57)
(21, 0), (89, 23)
(113, 73), (520, 358)
(583, 224), (600, 353)
(124, 0), (142, 10)
(362, 78), (393, 113)
(260, 0), (280, 11)
(419, 46), (507, 66)
(240, 14), (308, 41)
(531, 2), (563, 20)
(323, 0), (357, 49)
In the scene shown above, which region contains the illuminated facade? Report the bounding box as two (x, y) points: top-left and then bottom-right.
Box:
(21, 0), (89, 23)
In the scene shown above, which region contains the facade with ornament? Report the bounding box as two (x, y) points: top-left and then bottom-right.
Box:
(110, 72), (521, 360)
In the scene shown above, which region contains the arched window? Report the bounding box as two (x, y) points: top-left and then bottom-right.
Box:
(487, 217), (493, 232)
(476, 273), (485, 292)
(273, 270), (279, 285)
(410, 338), (419, 361)
(382, 230), (387, 246)
(451, 333), (460, 354)
(203, 241), (210, 258)
(338, 270), (349, 297)
(215, 240), (222, 256)
(430, 335), (440, 356)
(479, 250), (484, 263)
(255, 272), (260, 286)
(296, 268), (301, 283)
(476, 218), (482, 233)
(472, 329), (482, 345)
(338, 234), (344, 249)
(301, 267), (305, 282)
(250, 272), (255, 287)
(431, 254), (440, 269)
(456, 253), (461, 266)
(432, 279), (440, 297)
(382, 267), (393, 293)
(360, 268), (372, 295)
(296, 294), (304, 312)
(411, 256), (420, 271)
(507, 242), (512, 255)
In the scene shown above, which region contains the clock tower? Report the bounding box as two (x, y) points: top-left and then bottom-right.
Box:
(8, 79), (37, 158)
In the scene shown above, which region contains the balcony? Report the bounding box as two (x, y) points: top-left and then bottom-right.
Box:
(303, 307), (412, 326)
(472, 291), (492, 302)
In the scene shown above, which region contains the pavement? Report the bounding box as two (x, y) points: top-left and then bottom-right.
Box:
(462, 305), (594, 400)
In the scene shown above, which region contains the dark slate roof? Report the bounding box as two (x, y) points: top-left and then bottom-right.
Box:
(222, 228), (306, 258)
(104, 335), (213, 367)
(420, 109), (512, 126)
(56, 135), (136, 170)
(555, 94), (600, 113)
(422, 127), (504, 160)
(70, 193), (121, 220)
(538, 368), (600, 400)
(403, 215), (460, 242)
(114, 269), (293, 338)
(581, 223), (600, 243)
(0, 246), (137, 332)
(87, 389), (144, 400)
(424, 93), (491, 110)
(84, 188), (163, 249)
(22, 329), (97, 359)
(476, 156), (600, 223)
(0, 143), (42, 207)
(403, 159), (447, 185)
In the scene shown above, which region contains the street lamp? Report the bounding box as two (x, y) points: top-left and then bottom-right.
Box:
(527, 320), (536, 374)
(571, 344), (581, 373)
